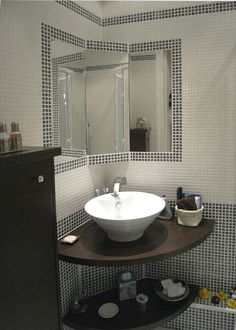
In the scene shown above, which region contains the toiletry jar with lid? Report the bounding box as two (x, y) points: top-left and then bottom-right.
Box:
(175, 206), (204, 227)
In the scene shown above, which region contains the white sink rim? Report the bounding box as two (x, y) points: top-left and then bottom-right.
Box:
(84, 191), (165, 242)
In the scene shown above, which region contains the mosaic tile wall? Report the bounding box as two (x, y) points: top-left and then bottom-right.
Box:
(54, 160), (94, 327)
(0, 0), (102, 146)
(2, 1), (236, 329)
(146, 203), (236, 293)
(164, 306), (235, 330)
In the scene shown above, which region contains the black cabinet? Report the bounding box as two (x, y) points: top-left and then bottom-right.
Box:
(0, 147), (61, 330)
(130, 128), (151, 152)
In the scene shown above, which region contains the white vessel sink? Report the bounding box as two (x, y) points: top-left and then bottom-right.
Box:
(84, 191), (165, 242)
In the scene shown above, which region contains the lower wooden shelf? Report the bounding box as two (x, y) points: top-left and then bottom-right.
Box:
(63, 279), (199, 330)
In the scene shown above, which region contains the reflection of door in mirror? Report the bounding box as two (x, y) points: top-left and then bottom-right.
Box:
(58, 66), (86, 150)
(129, 50), (172, 152)
(51, 39), (86, 151)
(85, 51), (129, 155)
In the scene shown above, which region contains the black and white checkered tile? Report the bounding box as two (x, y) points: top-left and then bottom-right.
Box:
(56, 0), (236, 27)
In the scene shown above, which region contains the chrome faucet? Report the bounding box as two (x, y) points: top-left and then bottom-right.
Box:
(112, 176), (127, 198)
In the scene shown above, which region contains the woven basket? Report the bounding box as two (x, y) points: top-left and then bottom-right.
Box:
(175, 206), (204, 227)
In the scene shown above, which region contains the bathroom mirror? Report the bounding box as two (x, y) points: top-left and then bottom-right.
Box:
(129, 51), (172, 152)
(48, 32), (181, 160)
(52, 45), (172, 154)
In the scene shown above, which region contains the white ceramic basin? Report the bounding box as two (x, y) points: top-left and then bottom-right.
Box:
(84, 191), (165, 242)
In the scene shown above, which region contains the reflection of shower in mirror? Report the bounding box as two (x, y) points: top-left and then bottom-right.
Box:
(58, 66), (86, 151)
(58, 68), (73, 149)
(115, 65), (129, 153)
(52, 40), (173, 155)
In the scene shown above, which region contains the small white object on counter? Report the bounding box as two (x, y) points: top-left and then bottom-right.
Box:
(167, 285), (185, 298)
(136, 293), (149, 312)
(161, 279), (186, 298)
(98, 303), (119, 318)
(60, 235), (79, 244)
(161, 279), (174, 290)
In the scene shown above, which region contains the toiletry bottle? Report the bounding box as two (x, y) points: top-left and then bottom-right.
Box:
(10, 122), (22, 150)
(176, 187), (183, 201)
(0, 122), (10, 153)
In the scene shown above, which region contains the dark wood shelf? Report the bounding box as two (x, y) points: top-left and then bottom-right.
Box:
(63, 278), (199, 330)
(58, 217), (214, 267)
(0, 146), (61, 170)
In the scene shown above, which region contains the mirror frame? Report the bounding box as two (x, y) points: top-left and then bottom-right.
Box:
(41, 23), (182, 164)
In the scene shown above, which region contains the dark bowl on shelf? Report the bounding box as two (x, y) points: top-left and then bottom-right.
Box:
(154, 279), (190, 302)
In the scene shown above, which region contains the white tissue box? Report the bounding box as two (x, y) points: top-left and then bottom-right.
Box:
(175, 206), (204, 227)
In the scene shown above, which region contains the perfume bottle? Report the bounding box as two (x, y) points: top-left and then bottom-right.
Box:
(0, 123), (10, 153)
(10, 122), (22, 151)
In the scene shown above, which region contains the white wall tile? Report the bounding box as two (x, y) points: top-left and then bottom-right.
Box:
(101, 1), (208, 18)
(55, 165), (94, 221)
(0, 0), (102, 145)
(102, 10), (236, 204)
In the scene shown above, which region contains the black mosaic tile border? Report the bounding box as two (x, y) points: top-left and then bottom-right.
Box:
(88, 152), (130, 165)
(56, 0), (236, 27)
(56, 0), (101, 25)
(42, 24), (182, 163)
(52, 52), (85, 147)
(87, 40), (128, 53)
(53, 52), (85, 65)
(130, 39), (182, 162)
(41, 23), (86, 147)
(102, 1), (236, 26)
(62, 148), (86, 157)
(54, 155), (87, 174)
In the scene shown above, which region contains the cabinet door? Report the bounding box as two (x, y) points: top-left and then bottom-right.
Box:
(0, 159), (61, 330)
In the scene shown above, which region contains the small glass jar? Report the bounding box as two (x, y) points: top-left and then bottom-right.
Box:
(136, 293), (148, 312)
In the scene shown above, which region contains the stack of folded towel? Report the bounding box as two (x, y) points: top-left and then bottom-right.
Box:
(161, 279), (186, 298)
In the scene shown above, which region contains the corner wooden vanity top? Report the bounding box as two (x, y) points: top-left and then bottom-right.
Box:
(58, 217), (215, 266)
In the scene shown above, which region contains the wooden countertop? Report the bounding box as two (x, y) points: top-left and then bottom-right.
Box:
(58, 217), (215, 267)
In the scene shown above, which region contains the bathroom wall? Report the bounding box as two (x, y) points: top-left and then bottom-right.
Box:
(0, 0), (102, 145)
(102, 3), (236, 205)
(1, 1), (236, 329)
(89, 3), (236, 329)
(0, 0), (102, 324)
(101, 1), (209, 17)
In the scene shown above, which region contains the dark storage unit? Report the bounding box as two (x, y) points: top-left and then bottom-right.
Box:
(130, 128), (151, 151)
(0, 147), (61, 330)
